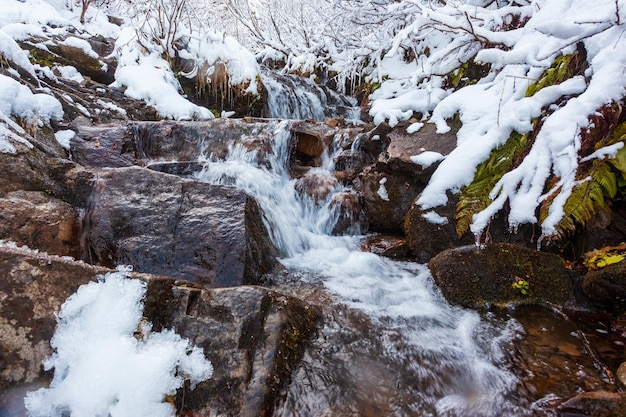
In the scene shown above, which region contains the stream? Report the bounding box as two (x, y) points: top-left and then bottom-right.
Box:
(192, 120), (620, 416)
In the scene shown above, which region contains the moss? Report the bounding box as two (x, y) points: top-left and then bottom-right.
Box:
(429, 243), (575, 308)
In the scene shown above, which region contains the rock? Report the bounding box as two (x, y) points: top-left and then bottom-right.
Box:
(359, 167), (423, 233)
(582, 260), (626, 313)
(0, 191), (81, 258)
(558, 391), (626, 417)
(71, 120), (253, 168)
(357, 122), (458, 234)
(153, 284), (320, 417)
(329, 190), (363, 235)
(404, 196), (474, 262)
(295, 170), (338, 202)
(44, 35), (116, 85)
(291, 120), (336, 161)
(332, 123), (392, 182)
(146, 161), (204, 177)
(82, 166), (277, 287)
(360, 235), (412, 260)
(428, 243), (576, 308)
(0, 244), (109, 394)
(618, 362), (626, 388)
(379, 121), (458, 174)
(70, 123), (136, 168)
(0, 246), (319, 417)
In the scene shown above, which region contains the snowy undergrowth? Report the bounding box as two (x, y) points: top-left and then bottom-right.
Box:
(363, 0), (626, 239)
(25, 270), (213, 417)
(110, 1), (261, 119)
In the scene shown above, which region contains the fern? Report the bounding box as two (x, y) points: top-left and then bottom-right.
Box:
(543, 156), (618, 240)
(525, 49), (583, 97)
(456, 132), (528, 237)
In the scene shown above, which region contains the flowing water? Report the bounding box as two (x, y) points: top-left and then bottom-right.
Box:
(261, 68), (361, 121)
(192, 121), (600, 416)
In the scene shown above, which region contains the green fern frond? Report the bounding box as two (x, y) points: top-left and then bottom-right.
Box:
(456, 132), (528, 237)
(526, 49), (583, 97)
(545, 162), (617, 240)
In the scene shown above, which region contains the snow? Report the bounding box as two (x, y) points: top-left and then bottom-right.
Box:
(25, 270), (213, 417)
(580, 142), (625, 163)
(195, 32), (261, 94)
(0, 28), (36, 77)
(422, 211), (449, 225)
(60, 36), (99, 59)
(407, 122), (423, 134)
(386, 0), (626, 239)
(54, 65), (85, 83)
(377, 177), (389, 201)
(411, 151), (444, 169)
(111, 27), (214, 121)
(0, 74), (63, 125)
(54, 129), (75, 150)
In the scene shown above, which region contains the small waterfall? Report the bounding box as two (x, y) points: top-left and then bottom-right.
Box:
(194, 122), (534, 416)
(261, 68), (360, 121)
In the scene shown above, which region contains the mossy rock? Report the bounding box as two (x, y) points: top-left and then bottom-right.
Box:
(428, 243), (576, 308)
(582, 260), (626, 313)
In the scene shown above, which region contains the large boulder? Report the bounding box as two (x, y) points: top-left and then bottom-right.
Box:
(70, 119), (294, 169)
(82, 166), (277, 287)
(0, 246), (319, 417)
(428, 243), (576, 308)
(362, 121), (457, 235)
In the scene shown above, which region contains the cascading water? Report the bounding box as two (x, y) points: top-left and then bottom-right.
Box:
(194, 122), (549, 416)
(261, 68), (361, 121)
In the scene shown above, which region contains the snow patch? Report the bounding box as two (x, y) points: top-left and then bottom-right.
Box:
(25, 270), (213, 417)
(377, 177), (390, 201)
(422, 211), (449, 225)
(54, 129), (75, 150)
(411, 151), (444, 169)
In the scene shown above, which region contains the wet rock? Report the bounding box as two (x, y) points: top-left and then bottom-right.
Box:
(558, 391), (626, 417)
(146, 161), (204, 177)
(582, 260), (626, 313)
(359, 167), (423, 233)
(70, 123), (135, 167)
(379, 121), (458, 174)
(404, 196), (474, 263)
(295, 170), (338, 202)
(329, 190), (363, 235)
(291, 120), (336, 161)
(505, 306), (616, 403)
(70, 119), (293, 169)
(0, 244), (108, 393)
(0, 246), (319, 417)
(332, 123), (392, 182)
(156, 284), (320, 417)
(357, 122), (458, 234)
(0, 126), (70, 198)
(428, 243), (576, 308)
(360, 235), (412, 260)
(0, 191), (81, 258)
(82, 166), (277, 287)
